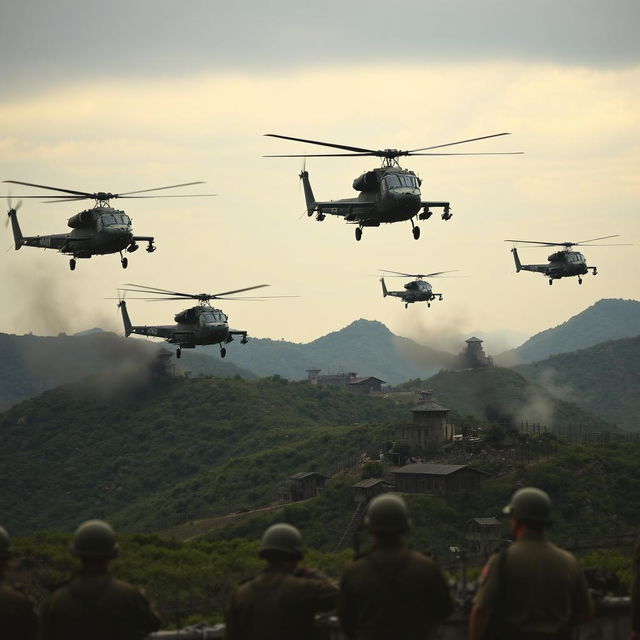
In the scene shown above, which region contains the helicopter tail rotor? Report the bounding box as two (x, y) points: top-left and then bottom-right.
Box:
(5, 194), (24, 249)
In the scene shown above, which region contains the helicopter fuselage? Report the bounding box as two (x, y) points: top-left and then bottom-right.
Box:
(7, 204), (155, 268)
(119, 301), (248, 358)
(380, 277), (442, 306)
(299, 167), (450, 240)
(511, 248), (595, 283)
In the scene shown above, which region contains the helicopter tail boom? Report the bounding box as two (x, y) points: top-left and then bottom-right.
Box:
(299, 170), (316, 216)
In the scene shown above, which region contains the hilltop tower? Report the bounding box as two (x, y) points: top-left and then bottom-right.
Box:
(396, 390), (451, 449)
(457, 337), (493, 369)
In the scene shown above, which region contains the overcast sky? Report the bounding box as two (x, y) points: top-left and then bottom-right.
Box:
(1, 0), (638, 354)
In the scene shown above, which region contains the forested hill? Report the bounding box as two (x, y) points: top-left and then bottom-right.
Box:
(496, 298), (640, 364)
(397, 366), (612, 430)
(514, 336), (640, 431)
(201, 318), (456, 383)
(0, 331), (255, 412)
(0, 375), (407, 534)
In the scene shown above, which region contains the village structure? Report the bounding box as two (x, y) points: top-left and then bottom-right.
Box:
(455, 336), (493, 369)
(305, 368), (386, 394)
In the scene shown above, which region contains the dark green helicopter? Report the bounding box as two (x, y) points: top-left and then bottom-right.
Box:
(379, 269), (457, 308)
(3, 179), (214, 270)
(506, 236), (630, 285)
(116, 283), (287, 358)
(264, 132), (521, 241)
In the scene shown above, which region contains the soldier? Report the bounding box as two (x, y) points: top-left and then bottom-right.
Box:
(225, 522), (338, 640)
(338, 493), (453, 639)
(40, 519), (161, 640)
(469, 487), (592, 640)
(0, 525), (38, 640)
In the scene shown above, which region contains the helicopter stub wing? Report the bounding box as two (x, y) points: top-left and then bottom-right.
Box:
(314, 199), (375, 219)
(129, 324), (179, 340)
(519, 263), (550, 274)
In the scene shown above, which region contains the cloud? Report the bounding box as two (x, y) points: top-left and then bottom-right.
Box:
(2, 1), (640, 96)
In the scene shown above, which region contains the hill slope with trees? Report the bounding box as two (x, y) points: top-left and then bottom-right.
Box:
(202, 318), (456, 383)
(0, 330), (256, 412)
(396, 366), (612, 429)
(496, 298), (640, 364)
(0, 374), (406, 534)
(514, 336), (640, 431)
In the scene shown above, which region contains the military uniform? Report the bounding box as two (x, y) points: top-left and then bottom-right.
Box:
(338, 540), (453, 640)
(40, 566), (161, 640)
(474, 531), (592, 639)
(225, 565), (338, 640)
(0, 580), (38, 640)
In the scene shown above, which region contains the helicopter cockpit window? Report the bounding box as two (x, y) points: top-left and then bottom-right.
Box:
(115, 214), (130, 225)
(399, 175), (419, 188)
(384, 175), (402, 188)
(100, 214), (117, 227)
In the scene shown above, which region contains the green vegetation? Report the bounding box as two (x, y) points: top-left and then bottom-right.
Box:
(395, 366), (612, 430)
(496, 298), (640, 365)
(204, 318), (455, 383)
(0, 374), (406, 534)
(0, 330), (254, 412)
(9, 531), (351, 628)
(515, 336), (640, 431)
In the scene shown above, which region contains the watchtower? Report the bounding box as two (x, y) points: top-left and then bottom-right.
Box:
(396, 390), (451, 449)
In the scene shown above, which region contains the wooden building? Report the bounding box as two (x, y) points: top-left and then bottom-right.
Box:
(395, 390), (452, 449)
(285, 472), (328, 501)
(351, 478), (395, 504)
(466, 517), (503, 556)
(306, 369), (385, 394)
(392, 463), (487, 496)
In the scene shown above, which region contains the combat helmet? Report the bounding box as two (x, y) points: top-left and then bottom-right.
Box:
(72, 519), (119, 558)
(365, 493), (410, 533)
(259, 523), (304, 559)
(503, 487), (552, 525)
(0, 526), (11, 559)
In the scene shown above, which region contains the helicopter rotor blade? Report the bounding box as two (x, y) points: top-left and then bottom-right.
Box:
(264, 153), (377, 158)
(116, 194), (217, 199)
(117, 182), (206, 196)
(574, 235), (620, 244)
(407, 132), (512, 153)
(3, 180), (92, 197)
(408, 152), (523, 156)
(380, 269), (415, 277)
(122, 284), (196, 298)
(504, 239), (566, 246)
(209, 284), (270, 298)
(264, 134), (376, 155)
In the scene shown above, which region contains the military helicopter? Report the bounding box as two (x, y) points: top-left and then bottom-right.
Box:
(116, 283), (286, 358)
(264, 132), (521, 241)
(379, 269), (457, 308)
(3, 179), (215, 270)
(506, 236), (630, 285)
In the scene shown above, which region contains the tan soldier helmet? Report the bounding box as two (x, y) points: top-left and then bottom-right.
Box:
(259, 523), (304, 559)
(365, 493), (410, 533)
(503, 487), (552, 525)
(72, 519), (119, 558)
(0, 526), (11, 559)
